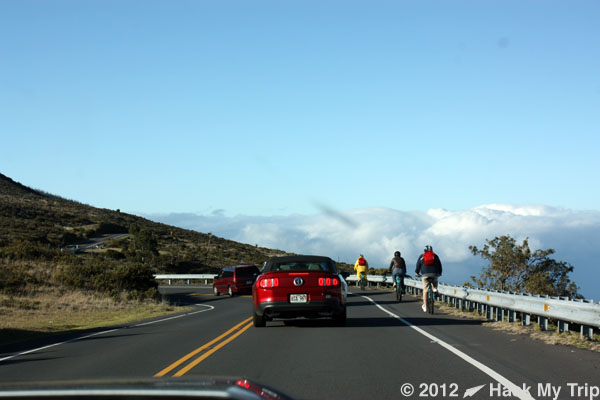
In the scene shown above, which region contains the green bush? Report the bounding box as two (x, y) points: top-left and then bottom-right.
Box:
(106, 250), (126, 260)
(56, 259), (157, 299)
(0, 241), (57, 261)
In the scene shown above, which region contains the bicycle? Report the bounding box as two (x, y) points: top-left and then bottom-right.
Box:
(425, 276), (435, 314)
(394, 274), (403, 302)
(359, 272), (367, 291)
(416, 274), (436, 314)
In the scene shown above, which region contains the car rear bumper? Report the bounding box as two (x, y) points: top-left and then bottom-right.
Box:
(256, 300), (344, 319)
(233, 284), (253, 294)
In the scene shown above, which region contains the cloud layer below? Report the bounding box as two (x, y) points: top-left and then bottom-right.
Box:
(145, 204), (600, 300)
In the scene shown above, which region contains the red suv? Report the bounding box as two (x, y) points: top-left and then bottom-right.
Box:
(252, 255), (347, 327)
(213, 264), (260, 297)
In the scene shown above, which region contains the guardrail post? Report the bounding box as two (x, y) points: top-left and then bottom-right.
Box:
(580, 325), (594, 339)
(538, 316), (548, 331)
(168, 279), (172, 286)
(497, 308), (505, 322)
(508, 310), (515, 323)
(557, 320), (569, 333)
(522, 313), (531, 326)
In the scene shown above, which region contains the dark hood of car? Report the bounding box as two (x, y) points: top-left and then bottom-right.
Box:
(0, 377), (295, 400)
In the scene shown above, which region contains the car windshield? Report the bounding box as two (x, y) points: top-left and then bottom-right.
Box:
(236, 266), (258, 277)
(1, 1), (598, 400)
(269, 262), (331, 273)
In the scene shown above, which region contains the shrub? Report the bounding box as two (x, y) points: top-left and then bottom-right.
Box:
(0, 241), (57, 261)
(106, 250), (126, 260)
(55, 259), (157, 300)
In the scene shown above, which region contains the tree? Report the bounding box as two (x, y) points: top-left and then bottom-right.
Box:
(469, 235), (580, 298)
(128, 223), (158, 262)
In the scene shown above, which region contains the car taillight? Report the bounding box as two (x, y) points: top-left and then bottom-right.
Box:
(259, 277), (279, 288)
(236, 379), (251, 389)
(318, 277), (339, 286)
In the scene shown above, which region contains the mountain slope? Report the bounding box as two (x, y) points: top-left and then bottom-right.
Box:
(0, 172), (289, 271)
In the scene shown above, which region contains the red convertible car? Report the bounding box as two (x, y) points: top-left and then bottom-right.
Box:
(252, 255), (347, 327)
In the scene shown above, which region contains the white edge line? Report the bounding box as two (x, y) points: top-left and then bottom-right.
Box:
(134, 304), (214, 327)
(0, 304), (215, 363)
(361, 295), (535, 400)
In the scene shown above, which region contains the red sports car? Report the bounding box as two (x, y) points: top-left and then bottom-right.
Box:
(252, 255), (347, 327)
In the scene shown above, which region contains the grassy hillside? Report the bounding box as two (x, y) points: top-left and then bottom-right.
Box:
(0, 172), (297, 341)
(0, 172), (290, 273)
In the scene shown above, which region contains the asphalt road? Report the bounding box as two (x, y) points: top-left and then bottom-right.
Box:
(1, 286), (599, 400)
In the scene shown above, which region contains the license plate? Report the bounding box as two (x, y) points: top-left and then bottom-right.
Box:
(290, 294), (307, 303)
(246, 280), (253, 284)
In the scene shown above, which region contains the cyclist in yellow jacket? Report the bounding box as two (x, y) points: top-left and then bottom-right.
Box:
(354, 254), (369, 286)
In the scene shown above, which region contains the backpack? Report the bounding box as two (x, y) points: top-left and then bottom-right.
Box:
(358, 257), (366, 266)
(423, 250), (435, 266)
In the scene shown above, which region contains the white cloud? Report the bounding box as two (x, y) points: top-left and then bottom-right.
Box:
(144, 204), (600, 300)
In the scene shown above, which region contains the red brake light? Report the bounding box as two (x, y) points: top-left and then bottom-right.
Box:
(318, 276), (340, 287)
(236, 379), (251, 389)
(259, 277), (279, 288)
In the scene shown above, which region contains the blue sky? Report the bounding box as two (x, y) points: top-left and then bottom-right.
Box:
(2, 0), (599, 215)
(2, 1), (600, 297)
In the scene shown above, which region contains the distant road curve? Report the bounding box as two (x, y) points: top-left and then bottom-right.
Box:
(66, 233), (128, 251)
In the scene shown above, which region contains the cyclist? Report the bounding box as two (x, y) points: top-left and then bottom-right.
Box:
(415, 245), (442, 312)
(354, 254), (369, 287)
(388, 251), (406, 293)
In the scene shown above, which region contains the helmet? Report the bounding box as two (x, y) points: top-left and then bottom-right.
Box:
(394, 251), (401, 257)
(424, 245), (432, 252)
(359, 254), (364, 258)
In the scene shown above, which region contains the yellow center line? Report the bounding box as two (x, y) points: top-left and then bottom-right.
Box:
(173, 321), (253, 377)
(153, 317), (252, 377)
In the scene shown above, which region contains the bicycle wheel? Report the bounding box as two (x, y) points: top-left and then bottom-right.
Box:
(395, 278), (402, 302)
(427, 287), (434, 314)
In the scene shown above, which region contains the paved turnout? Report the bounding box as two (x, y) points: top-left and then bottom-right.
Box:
(1, 286), (599, 399)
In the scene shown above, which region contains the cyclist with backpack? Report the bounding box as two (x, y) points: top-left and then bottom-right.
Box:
(354, 254), (369, 287)
(388, 251), (406, 293)
(415, 245), (442, 312)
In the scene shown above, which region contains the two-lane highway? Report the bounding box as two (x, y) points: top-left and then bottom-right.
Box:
(1, 286), (598, 399)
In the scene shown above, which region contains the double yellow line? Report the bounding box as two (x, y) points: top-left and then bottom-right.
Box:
(154, 317), (253, 377)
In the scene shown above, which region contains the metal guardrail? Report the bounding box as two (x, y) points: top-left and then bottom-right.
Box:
(346, 275), (598, 339)
(155, 274), (598, 339)
(154, 274), (216, 285)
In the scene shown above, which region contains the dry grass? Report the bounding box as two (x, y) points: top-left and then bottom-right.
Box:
(481, 320), (600, 352)
(423, 297), (600, 353)
(0, 288), (193, 345)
